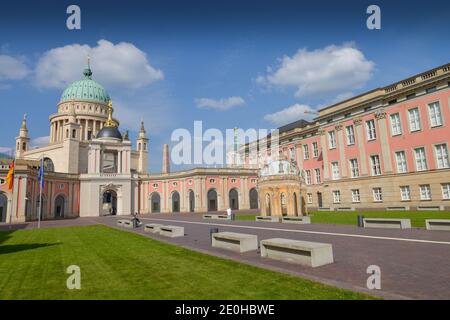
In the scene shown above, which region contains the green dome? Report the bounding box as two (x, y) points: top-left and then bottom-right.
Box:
(60, 65), (110, 104)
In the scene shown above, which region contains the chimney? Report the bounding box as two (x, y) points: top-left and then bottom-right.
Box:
(162, 144), (170, 174)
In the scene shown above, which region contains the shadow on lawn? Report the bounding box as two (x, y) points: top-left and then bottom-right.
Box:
(0, 243), (60, 255)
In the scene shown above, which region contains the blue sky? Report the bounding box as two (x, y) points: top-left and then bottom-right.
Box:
(1, 0), (449, 172)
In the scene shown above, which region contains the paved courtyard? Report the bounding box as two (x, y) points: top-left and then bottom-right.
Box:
(2, 213), (450, 300)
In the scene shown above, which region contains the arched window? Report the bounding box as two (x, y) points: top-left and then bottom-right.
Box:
(281, 193), (287, 216)
(172, 191), (180, 213)
(151, 193), (160, 213)
(249, 188), (259, 209)
(189, 190), (195, 212)
(43, 158), (55, 172)
(229, 189), (239, 210)
(207, 189), (218, 212)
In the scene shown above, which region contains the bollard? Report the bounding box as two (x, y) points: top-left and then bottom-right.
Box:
(357, 215), (364, 227)
(210, 228), (219, 243)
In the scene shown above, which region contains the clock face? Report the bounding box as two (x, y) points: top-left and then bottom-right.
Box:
(103, 152), (116, 173)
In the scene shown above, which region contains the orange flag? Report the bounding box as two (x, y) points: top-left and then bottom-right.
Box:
(6, 160), (14, 191)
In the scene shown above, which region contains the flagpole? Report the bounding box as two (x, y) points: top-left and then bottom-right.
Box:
(8, 159), (15, 229)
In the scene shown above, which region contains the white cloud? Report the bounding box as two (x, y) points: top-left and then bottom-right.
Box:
(195, 96), (245, 111)
(0, 55), (29, 81)
(34, 39), (163, 89)
(264, 104), (317, 126)
(30, 136), (50, 148)
(257, 43), (374, 98)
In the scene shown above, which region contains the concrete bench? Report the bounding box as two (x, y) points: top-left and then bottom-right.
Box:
(281, 216), (311, 224)
(256, 216), (281, 223)
(203, 214), (231, 220)
(159, 225), (185, 238)
(260, 238), (334, 268)
(144, 223), (163, 234)
(363, 218), (411, 229)
(426, 219), (450, 231)
(212, 232), (258, 253)
(117, 219), (134, 228)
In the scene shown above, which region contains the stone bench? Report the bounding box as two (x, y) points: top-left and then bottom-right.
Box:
(117, 219), (134, 228)
(256, 216), (281, 223)
(212, 232), (258, 253)
(203, 214), (231, 220)
(144, 223), (163, 234)
(281, 216), (311, 224)
(426, 219), (450, 231)
(363, 218), (411, 229)
(260, 238), (334, 267)
(159, 225), (185, 238)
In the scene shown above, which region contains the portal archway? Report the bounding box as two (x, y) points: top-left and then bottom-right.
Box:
(207, 189), (218, 212)
(172, 191), (180, 213)
(0, 193), (7, 223)
(150, 192), (161, 213)
(249, 188), (259, 209)
(229, 188), (239, 210)
(102, 190), (117, 215)
(54, 194), (66, 218)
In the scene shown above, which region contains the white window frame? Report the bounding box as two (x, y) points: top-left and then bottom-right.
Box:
(408, 107), (421, 132)
(349, 158), (359, 178)
(373, 187), (383, 202)
(346, 125), (355, 145)
(420, 184), (431, 200)
(390, 113), (402, 136)
(332, 190), (341, 203)
(328, 131), (336, 149)
(442, 183), (450, 200)
(414, 147), (428, 171)
(303, 144), (310, 160)
(434, 143), (449, 169)
(312, 142), (319, 158)
(395, 151), (408, 173)
(366, 119), (377, 141)
(289, 147), (295, 161)
(314, 168), (321, 184)
(370, 155), (382, 176)
(307, 193), (313, 204)
(400, 186), (411, 201)
(331, 161), (340, 180)
(351, 189), (360, 203)
(428, 101), (443, 127)
(305, 170), (312, 185)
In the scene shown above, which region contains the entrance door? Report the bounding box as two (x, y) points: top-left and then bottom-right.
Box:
(102, 190), (117, 215)
(229, 189), (239, 210)
(172, 191), (180, 213)
(0, 193), (7, 223)
(317, 192), (323, 208)
(189, 190), (195, 212)
(207, 189), (218, 212)
(55, 195), (65, 218)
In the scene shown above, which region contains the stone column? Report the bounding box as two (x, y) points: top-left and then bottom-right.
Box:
(354, 117), (368, 176)
(375, 110), (393, 173)
(336, 123), (347, 178)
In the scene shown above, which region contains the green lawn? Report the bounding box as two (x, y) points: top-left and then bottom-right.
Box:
(0, 225), (373, 300)
(237, 211), (450, 228)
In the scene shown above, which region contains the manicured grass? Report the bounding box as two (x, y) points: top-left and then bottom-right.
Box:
(237, 211), (450, 228)
(310, 211), (450, 228)
(0, 225), (374, 300)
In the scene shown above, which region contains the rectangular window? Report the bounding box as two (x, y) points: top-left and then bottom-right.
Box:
(408, 108), (421, 132)
(312, 142), (319, 158)
(414, 147), (427, 171)
(289, 147), (295, 161)
(331, 161), (340, 180)
(328, 131), (336, 149)
(333, 190), (341, 203)
(395, 151), (408, 173)
(315, 168), (321, 184)
(400, 186), (411, 201)
(435, 144), (449, 169)
(346, 125), (355, 145)
(428, 102), (443, 127)
(305, 170), (312, 185)
(370, 155), (382, 176)
(373, 188), (383, 202)
(390, 113), (402, 136)
(303, 144), (310, 160)
(420, 184), (431, 200)
(349, 158), (359, 178)
(442, 183), (450, 200)
(366, 119), (377, 140)
(307, 193), (313, 204)
(351, 189), (360, 203)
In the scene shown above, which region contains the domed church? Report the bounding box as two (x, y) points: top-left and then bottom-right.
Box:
(2, 61), (260, 223)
